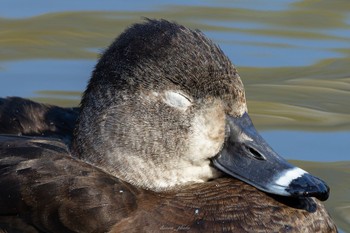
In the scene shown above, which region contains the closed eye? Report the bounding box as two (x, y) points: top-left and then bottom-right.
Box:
(163, 91), (192, 110)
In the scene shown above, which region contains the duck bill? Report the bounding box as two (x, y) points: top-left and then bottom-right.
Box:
(212, 112), (330, 201)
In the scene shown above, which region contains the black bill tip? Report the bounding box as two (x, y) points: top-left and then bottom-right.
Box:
(270, 167), (330, 201)
(286, 174), (330, 201)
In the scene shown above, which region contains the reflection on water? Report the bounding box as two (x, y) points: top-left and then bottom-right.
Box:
(0, 0), (349, 231)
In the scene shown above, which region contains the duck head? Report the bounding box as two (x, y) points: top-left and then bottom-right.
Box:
(72, 19), (329, 201)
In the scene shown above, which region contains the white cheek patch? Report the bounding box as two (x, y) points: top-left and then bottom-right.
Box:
(163, 91), (192, 110)
(275, 167), (307, 187)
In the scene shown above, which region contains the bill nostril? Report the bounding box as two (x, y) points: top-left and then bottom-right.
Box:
(244, 145), (266, 160)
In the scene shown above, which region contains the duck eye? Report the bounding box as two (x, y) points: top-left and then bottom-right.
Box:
(163, 91), (192, 110)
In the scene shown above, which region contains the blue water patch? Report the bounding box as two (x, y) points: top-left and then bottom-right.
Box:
(220, 42), (342, 67)
(346, 13), (350, 25)
(203, 30), (343, 67)
(164, 0), (295, 11)
(0, 0), (159, 18)
(261, 130), (349, 162)
(0, 59), (93, 97)
(0, 0), (298, 18)
(320, 28), (350, 40)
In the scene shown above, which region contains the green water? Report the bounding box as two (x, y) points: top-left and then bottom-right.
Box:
(0, 0), (349, 231)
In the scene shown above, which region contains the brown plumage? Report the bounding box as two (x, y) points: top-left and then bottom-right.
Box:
(0, 97), (78, 146)
(0, 136), (336, 232)
(0, 19), (337, 232)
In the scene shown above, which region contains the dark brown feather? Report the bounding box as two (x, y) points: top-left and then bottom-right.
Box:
(0, 97), (78, 146)
(0, 135), (337, 233)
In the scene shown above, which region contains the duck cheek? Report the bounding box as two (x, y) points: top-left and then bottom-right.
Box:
(188, 103), (226, 163)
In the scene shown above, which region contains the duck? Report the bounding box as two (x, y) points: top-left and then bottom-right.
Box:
(0, 19), (337, 233)
(0, 97), (78, 147)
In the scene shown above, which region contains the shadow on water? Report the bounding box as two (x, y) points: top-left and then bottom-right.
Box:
(0, 0), (349, 231)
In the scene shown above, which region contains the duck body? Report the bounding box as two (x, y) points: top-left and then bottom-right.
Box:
(0, 97), (78, 146)
(0, 19), (337, 232)
(0, 136), (336, 233)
